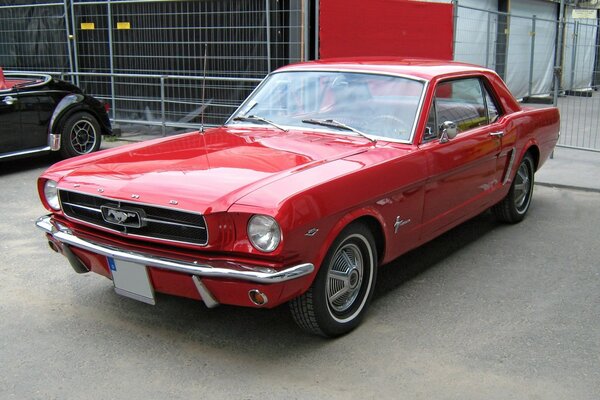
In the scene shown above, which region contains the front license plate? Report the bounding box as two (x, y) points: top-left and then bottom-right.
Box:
(108, 257), (156, 305)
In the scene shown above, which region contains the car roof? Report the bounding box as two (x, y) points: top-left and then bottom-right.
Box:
(277, 57), (493, 81)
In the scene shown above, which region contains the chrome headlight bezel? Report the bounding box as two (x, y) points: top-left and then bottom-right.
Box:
(43, 179), (61, 211)
(247, 215), (281, 253)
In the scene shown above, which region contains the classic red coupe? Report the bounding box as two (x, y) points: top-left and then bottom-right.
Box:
(36, 59), (559, 336)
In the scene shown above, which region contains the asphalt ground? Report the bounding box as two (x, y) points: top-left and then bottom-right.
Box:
(1, 154), (599, 399)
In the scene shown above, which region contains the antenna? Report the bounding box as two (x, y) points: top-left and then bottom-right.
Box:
(200, 43), (208, 133)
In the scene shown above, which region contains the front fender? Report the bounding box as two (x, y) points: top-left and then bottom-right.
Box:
(48, 94), (85, 151)
(309, 207), (387, 273)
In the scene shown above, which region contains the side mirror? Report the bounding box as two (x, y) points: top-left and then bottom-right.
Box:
(439, 121), (458, 143)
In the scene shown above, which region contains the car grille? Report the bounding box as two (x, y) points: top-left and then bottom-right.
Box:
(59, 190), (208, 246)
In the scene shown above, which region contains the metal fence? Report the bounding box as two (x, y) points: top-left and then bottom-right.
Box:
(454, 3), (600, 152)
(1, 0), (308, 134)
(0, 2), (72, 72)
(1, 1), (599, 150)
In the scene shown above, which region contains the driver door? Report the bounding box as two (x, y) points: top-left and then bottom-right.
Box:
(420, 77), (504, 240)
(0, 89), (22, 154)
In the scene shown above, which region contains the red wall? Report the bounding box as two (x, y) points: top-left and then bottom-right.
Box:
(319, 0), (454, 60)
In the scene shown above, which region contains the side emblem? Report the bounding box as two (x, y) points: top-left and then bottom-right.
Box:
(394, 216), (411, 234)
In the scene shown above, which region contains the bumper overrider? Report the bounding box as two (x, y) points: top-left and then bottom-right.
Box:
(36, 215), (314, 308)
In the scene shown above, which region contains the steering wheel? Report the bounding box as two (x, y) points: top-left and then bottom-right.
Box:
(373, 114), (410, 138)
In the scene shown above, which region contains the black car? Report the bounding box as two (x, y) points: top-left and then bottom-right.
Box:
(0, 68), (111, 160)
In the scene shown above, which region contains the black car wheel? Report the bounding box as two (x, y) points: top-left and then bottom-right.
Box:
(60, 112), (102, 158)
(492, 153), (535, 223)
(290, 223), (377, 337)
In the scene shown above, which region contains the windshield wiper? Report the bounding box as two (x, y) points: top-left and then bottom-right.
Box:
(302, 118), (376, 144)
(232, 115), (288, 132)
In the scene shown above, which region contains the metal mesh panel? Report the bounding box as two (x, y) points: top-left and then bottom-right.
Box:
(68, 0), (304, 128)
(559, 20), (600, 151)
(0, 2), (71, 72)
(455, 3), (600, 151)
(454, 6), (498, 69)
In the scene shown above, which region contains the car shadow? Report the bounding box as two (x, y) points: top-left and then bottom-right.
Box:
(82, 209), (503, 358)
(373, 210), (500, 301)
(0, 153), (57, 176)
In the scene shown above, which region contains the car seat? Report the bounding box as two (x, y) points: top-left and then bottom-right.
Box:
(0, 67), (7, 90)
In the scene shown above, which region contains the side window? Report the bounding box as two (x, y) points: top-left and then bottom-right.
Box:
(423, 102), (437, 141)
(422, 77), (503, 142)
(485, 89), (500, 123)
(435, 78), (486, 133)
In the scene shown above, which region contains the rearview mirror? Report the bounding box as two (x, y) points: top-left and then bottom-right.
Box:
(439, 121), (458, 143)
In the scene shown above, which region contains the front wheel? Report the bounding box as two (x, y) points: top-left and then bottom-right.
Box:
(290, 223), (378, 337)
(59, 111), (102, 158)
(492, 153), (535, 223)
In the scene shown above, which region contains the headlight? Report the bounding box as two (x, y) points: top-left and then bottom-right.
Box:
(247, 215), (281, 252)
(44, 180), (61, 210)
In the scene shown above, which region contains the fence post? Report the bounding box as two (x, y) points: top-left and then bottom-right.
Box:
(569, 21), (579, 90)
(160, 76), (166, 137)
(63, 0), (74, 76)
(303, 0), (310, 61)
(265, 0), (272, 72)
(106, 0), (116, 121)
(528, 15), (536, 98)
(70, 0), (80, 86)
(452, 0), (458, 59)
(315, 0), (320, 60)
(486, 12), (491, 68)
(553, 0), (565, 108)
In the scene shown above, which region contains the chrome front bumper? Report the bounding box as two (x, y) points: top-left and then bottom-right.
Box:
(36, 215), (314, 284)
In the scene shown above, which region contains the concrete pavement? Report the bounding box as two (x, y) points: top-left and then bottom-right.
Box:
(536, 146), (600, 193)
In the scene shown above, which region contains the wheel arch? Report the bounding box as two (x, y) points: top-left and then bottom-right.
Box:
(312, 208), (386, 272)
(50, 95), (111, 137)
(524, 142), (541, 171)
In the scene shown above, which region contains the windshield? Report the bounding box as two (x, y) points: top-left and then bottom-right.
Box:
(228, 71), (425, 142)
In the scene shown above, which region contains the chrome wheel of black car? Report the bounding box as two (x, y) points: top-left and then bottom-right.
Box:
(60, 112), (102, 158)
(70, 119), (97, 154)
(492, 153), (535, 223)
(290, 223), (377, 337)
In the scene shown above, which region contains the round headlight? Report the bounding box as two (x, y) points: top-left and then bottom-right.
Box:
(247, 215), (281, 252)
(44, 179), (61, 210)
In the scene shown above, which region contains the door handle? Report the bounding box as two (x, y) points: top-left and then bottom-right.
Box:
(490, 131), (504, 137)
(2, 96), (17, 105)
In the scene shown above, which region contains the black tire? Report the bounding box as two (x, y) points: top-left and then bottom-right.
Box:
(290, 223), (378, 337)
(59, 111), (102, 158)
(492, 153), (535, 223)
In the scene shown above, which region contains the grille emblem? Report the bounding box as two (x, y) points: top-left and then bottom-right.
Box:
(101, 204), (146, 228)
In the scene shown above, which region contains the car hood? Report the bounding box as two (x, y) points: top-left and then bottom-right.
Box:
(50, 127), (372, 213)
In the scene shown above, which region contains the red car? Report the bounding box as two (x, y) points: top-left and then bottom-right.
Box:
(36, 59), (559, 337)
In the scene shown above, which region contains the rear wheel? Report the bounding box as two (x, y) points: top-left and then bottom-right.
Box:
(492, 153), (535, 223)
(59, 111), (102, 158)
(290, 223), (377, 337)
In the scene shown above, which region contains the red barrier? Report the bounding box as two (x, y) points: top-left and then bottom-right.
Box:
(319, 0), (454, 60)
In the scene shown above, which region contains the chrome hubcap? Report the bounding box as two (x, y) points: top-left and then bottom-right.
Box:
(70, 120), (97, 154)
(326, 243), (363, 313)
(514, 161), (532, 212)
